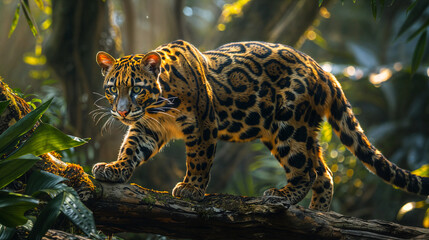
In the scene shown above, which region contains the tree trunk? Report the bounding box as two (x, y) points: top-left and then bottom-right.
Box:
(203, 0), (331, 49)
(45, 0), (122, 166)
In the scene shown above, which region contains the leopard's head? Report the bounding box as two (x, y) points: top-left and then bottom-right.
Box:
(96, 51), (162, 125)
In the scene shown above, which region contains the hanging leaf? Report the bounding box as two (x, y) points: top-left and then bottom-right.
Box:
(61, 192), (98, 237)
(319, 0), (323, 7)
(19, 0), (39, 37)
(8, 3), (21, 38)
(371, 0), (377, 19)
(6, 123), (89, 160)
(397, 0), (429, 38)
(406, 0), (418, 13)
(411, 31), (427, 75)
(0, 101), (10, 115)
(0, 98), (52, 153)
(0, 191), (39, 227)
(407, 18), (429, 41)
(28, 192), (64, 240)
(34, 0), (44, 10)
(0, 154), (40, 189)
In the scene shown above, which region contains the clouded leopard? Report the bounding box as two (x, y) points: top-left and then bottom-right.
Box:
(92, 40), (429, 211)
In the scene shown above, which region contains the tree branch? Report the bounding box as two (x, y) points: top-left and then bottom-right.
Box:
(88, 182), (429, 240)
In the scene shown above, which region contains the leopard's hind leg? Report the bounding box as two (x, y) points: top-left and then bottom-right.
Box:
(309, 145), (333, 211)
(262, 123), (317, 206)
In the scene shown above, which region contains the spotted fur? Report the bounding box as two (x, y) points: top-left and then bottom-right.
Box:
(92, 40), (429, 211)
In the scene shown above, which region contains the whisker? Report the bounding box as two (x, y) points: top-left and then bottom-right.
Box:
(148, 117), (164, 132)
(92, 91), (105, 98)
(156, 111), (175, 118)
(95, 112), (111, 125)
(144, 116), (163, 131)
(158, 106), (181, 113)
(101, 117), (112, 135)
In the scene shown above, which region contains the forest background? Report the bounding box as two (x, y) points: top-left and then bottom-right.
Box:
(0, 0), (428, 237)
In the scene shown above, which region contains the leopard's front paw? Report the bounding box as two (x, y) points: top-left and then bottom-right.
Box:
(172, 182), (205, 200)
(92, 162), (131, 183)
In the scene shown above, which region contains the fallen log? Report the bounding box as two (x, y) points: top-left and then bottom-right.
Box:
(88, 182), (429, 240)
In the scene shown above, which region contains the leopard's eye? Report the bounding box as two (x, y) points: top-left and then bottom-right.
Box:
(132, 86), (142, 94)
(109, 86), (117, 93)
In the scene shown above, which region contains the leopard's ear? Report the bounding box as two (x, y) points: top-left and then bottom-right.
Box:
(96, 51), (116, 76)
(142, 52), (161, 76)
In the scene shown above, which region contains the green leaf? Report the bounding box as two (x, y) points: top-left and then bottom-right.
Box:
(25, 170), (68, 196)
(412, 164), (429, 177)
(0, 101), (10, 115)
(61, 192), (97, 237)
(407, 0), (418, 13)
(407, 18), (429, 41)
(19, 0), (38, 37)
(0, 191), (39, 227)
(8, 3), (21, 38)
(371, 0), (377, 19)
(411, 31), (427, 75)
(6, 123), (89, 160)
(28, 192), (64, 240)
(319, 0), (323, 7)
(0, 154), (40, 189)
(397, 0), (429, 38)
(0, 98), (52, 153)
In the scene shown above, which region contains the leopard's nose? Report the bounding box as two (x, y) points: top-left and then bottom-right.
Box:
(118, 110), (128, 117)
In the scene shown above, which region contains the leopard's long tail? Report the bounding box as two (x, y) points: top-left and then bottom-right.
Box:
(325, 73), (429, 196)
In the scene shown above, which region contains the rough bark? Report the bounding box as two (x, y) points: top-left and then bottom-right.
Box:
(42, 230), (91, 240)
(2, 74), (428, 239)
(89, 182), (429, 240)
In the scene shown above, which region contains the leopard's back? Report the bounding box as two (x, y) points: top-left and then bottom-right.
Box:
(202, 42), (332, 143)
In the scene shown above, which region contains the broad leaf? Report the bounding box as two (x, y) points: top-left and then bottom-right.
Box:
(411, 31), (427, 75)
(0, 154), (40, 189)
(0, 98), (52, 153)
(0, 101), (10, 115)
(6, 123), (89, 160)
(61, 192), (97, 237)
(0, 191), (39, 227)
(28, 192), (64, 240)
(25, 170), (68, 196)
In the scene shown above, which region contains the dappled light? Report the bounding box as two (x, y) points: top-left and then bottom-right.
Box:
(369, 68), (392, 85)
